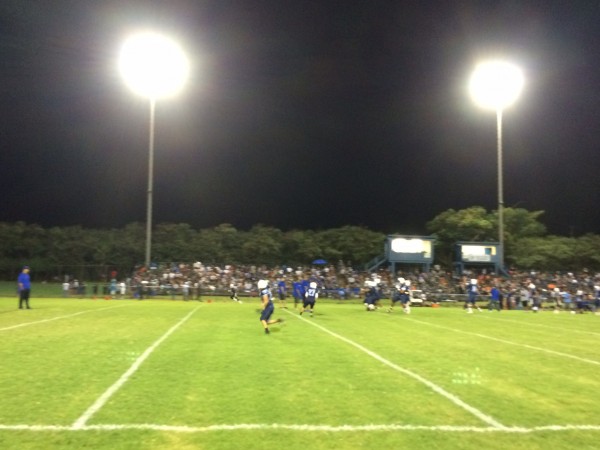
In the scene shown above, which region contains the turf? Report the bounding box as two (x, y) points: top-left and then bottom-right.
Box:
(0, 297), (599, 449)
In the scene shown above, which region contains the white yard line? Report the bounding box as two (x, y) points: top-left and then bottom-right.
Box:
(71, 307), (200, 429)
(0, 305), (129, 331)
(1, 422), (600, 433)
(477, 313), (600, 337)
(284, 310), (506, 429)
(407, 317), (600, 366)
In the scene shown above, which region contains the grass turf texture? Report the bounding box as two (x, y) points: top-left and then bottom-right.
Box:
(0, 297), (599, 450)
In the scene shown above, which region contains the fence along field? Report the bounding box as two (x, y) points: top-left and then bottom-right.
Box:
(0, 297), (599, 450)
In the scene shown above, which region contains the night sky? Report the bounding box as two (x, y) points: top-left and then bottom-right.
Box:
(1, 1), (599, 236)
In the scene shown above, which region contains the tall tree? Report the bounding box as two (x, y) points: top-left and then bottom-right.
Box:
(316, 226), (383, 265)
(426, 206), (548, 266)
(241, 225), (283, 265)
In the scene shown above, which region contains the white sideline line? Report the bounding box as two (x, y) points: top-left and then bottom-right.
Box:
(407, 317), (600, 366)
(1, 422), (600, 433)
(284, 310), (506, 429)
(0, 305), (129, 331)
(71, 307), (200, 429)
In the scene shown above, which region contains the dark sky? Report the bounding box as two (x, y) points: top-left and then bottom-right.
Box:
(1, 1), (599, 236)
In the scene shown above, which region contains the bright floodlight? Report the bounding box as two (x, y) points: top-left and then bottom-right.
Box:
(119, 32), (189, 99)
(469, 60), (524, 110)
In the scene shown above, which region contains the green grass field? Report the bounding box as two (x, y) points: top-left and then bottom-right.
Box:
(0, 296), (599, 450)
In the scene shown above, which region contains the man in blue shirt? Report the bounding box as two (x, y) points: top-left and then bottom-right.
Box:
(258, 279), (284, 334)
(489, 286), (501, 311)
(277, 279), (288, 309)
(18, 266), (32, 309)
(292, 281), (304, 309)
(562, 290), (573, 313)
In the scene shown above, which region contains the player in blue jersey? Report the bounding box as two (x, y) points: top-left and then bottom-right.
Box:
(292, 280), (304, 309)
(488, 285), (502, 311)
(18, 265), (32, 309)
(364, 280), (381, 311)
(465, 279), (482, 313)
(277, 279), (288, 309)
(301, 282), (318, 317)
(257, 279), (284, 334)
(529, 283), (541, 312)
(388, 277), (410, 314)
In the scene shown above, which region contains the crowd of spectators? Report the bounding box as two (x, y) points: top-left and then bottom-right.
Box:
(106, 261), (600, 311)
(58, 260), (600, 312)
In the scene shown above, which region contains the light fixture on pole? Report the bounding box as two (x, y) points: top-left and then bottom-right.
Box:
(119, 32), (189, 269)
(469, 60), (524, 270)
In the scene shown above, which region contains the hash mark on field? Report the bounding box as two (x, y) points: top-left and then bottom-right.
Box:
(407, 317), (600, 367)
(71, 307), (200, 429)
(1, 422), (600, 433)
(0, 305), (129, 331)
(286, 310), (506, 429)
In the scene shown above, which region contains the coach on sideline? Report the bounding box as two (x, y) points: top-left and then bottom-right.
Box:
(18, 265), (32, 310)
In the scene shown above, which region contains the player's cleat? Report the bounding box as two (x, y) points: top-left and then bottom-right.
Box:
(264, 328), (270, 334)
(277, 318), (285, 324)
(299, 310), (303, 315)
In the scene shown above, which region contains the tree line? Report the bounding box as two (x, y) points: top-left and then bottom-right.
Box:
(1, 206), (598, 280)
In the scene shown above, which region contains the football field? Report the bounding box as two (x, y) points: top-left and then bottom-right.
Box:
(0, 297), (599, 449)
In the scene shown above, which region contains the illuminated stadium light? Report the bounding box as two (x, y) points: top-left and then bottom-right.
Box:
(119, 32), (189, 268)
(469, 60), (524, 271)
(119, 32), (189, 100)
(469, 60), (524, 111)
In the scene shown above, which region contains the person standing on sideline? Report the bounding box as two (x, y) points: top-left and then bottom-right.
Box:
(489, 285), (501, 311)
(277, 279), (288, 309)
(62, 280), (70, 297)
(18, 266), (32, 309)
(301, 282), (318, 317)
(258, 279), (283, 334)
(292, 280), (303, 309)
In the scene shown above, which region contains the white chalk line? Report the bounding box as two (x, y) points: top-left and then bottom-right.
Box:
(476, 313), (600, 337)
(406, 317), (600, 366)
(1, 422), (599, 433)
(284, 310), (506, 429)
(0, 305), (130, 331)
(71, 307), (200, 429)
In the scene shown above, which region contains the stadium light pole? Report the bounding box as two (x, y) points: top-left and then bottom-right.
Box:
(119, 32), (189, 269)
(469, 60), (524, 271)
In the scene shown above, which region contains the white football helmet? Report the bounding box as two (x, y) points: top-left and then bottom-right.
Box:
(257, 279), (268, 289)
(310, 282), (317, 288)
